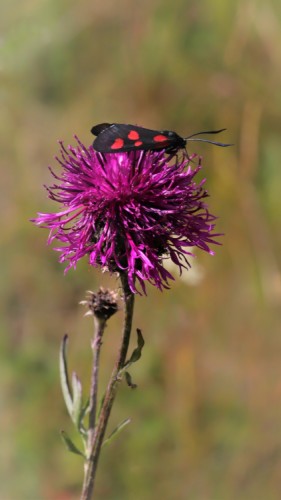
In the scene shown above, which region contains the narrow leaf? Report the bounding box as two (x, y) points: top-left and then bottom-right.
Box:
(71, 372), (83, 427)
(125, 371), (137, 389)
(124, 329), (145, 368)
(60, 430), (85, 458)
(78, 399), (90, 430)
(102, 418), (131, 447)
(59, 335), (73, 416)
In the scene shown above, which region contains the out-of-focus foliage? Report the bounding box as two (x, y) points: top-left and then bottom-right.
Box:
(1, 0), (281, 498)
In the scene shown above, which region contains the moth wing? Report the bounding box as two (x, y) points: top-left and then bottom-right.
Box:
(91, 123), (112, 136)
(92, 124), (127, 152)
(92, 123), (156, 152)
(92, 123), (176, 153)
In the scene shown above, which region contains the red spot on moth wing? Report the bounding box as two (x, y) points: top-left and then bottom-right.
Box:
(153, 134), (169, 143)
(134, 141), (143, 146)
(111, 138), (125, 149)
(128, 130), (140, 140)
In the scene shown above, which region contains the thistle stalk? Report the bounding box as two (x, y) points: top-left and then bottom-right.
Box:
(81, 272), (135, 499)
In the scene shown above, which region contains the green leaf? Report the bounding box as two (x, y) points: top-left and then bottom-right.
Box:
(125, 371), (137, 389)
(124, 328), (145, 368)
(59, 335), (73, 416)
(60, 430), (85, 458)
(78, 399), (90, 431)
(102, 418), (131, 447)
(71, 372), (83, 427)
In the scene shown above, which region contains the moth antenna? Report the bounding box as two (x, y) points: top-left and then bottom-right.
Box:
(184, 128), (227, 140)
(184, 129), (232, 147)
(186, 138), (233, 147)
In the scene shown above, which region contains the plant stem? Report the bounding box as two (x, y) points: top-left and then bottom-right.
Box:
(88, 317), (105, 450)
(81, 272), (135, 500)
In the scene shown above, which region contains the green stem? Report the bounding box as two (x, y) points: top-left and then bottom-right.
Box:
(88, 317), (105, 451)
(80, 272), (135, 500)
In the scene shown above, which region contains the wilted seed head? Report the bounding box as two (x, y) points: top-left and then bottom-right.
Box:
(81, 288), (119, 321)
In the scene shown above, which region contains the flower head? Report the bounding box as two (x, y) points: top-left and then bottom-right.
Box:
(33, 137), (220, 293)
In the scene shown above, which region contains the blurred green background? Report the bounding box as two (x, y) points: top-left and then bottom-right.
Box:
(1, 0), (281, 498)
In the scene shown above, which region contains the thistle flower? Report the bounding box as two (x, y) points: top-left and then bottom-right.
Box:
(33, 137), (220, 293)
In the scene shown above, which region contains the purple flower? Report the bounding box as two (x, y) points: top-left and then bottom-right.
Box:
(33, 137), (220, 293)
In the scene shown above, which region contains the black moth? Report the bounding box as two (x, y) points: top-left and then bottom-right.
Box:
(91, 123), (232, 154)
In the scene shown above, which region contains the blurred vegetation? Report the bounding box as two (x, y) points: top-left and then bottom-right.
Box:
(1, 0), (281, 498)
